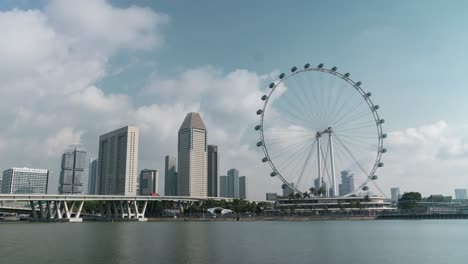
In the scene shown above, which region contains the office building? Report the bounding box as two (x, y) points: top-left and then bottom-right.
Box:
(227, 168), (239, 198)
(97, 126), (139, 195)
(207, 145), (219, 197)
(390, 187), (401, 202)
(282, 183), (295, 197)
(239, 176), (247, 200)
(88, 158), (98, 194)
(140, 169), (158, 195)
(178, 112), (207, 197)
(59, 145), (86, 194)
(339, 170), (355, 196)
(219, 175), (228, 198)
(164, 156), (178, 196)
(266, 193), (278, 201)
(1, 168), (49, 194)
(454, 189), (467, 200)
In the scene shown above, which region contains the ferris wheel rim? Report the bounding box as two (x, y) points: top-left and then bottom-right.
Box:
(257, 65), (385, 196)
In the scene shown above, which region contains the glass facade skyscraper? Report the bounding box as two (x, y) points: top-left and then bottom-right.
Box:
(1, 168), (49, 194)
(227, 168), (239, 198)
(164, 156), (177, 196)
(139, 169), (158, 195)
(88, 158), (98, 194)
(59, 145), (86, 194)
(239, 176), (247, 200)
(207, 145), (218, 197)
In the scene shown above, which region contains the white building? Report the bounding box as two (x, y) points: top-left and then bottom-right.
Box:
(390, 187), (401, 202)
(178, 112), (207, 197)
(454, 189), (467, 200)
(97, 126), (139, 195)
(339, 170), (355, 196)
(1, 168), (49, 194)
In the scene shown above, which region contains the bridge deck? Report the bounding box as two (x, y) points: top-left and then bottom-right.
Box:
(0, 194), (233, 202)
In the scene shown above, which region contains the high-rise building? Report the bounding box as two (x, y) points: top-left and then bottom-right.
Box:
(227, 168), (239, 198)
(282, 183), (295, 197)
(88, 158), (98, 194)
(339, 170), (355, 196)
(59, 145), (86, 194)
(97, 126), (139, 195)
(178, 112), (207, 197)
(454, 189), (467, 200)
(219, 175), (228, 198)
(1, 168), (49, 194)
(139, 169), (158, 195)
(239, 176), (247, 200)
(164, 156), (178, 196)
(207, 145), (219, 197)
(266, 193), (278, 201)
(390, 187), (401, 202)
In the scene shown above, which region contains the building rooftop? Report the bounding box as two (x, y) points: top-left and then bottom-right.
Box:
(179, 112), (206, 131)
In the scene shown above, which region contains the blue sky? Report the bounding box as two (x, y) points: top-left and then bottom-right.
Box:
(1, 0), (468, 199)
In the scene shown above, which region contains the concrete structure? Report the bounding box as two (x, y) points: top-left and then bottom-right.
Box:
(139, 169), (158, 195)
(1, 168), (49, 194)
(227, 168), (239, 198)
(0, 194), (234, 222)
(219, 175), (228, 198)
(207, 145), (219, 197)
(88, 158), (98, 194)
(455, 189), (467, 200)
(390, 187), (401, 202)
(282, 183), (295, 197)
(239, 176), (247, 200)
(164, 156), (177, 196)
(59, 145), (86, 194)
(97, 126), (139, 195)
(339, 170), (355, 196)
(178, 112), (207, 197)
(266, 193), (278, 201)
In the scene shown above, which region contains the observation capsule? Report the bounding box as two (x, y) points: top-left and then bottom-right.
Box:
(373, 105), (380, 110)
(256, 141), (263, 147)
(380, 148), (387, 153)
(261, 95), (268, 101)
(279, 73), (285, 79)
(291, 66), (297, 72)
(262, 157), (269, 163)
(331, 66), (337, 71)
(362, 186), (369, 191)
(371, 175), (378, 180)
(378, 119), (385, 124)
(270, 172), (277, 177)
(304, 63), (310, 69)
(254, 125), (261, 131)
(344, 73), (350, 78)
(269, 82), (275, 88)
(366, 92), (372, 97)
(356, 81), (362, 86)
(281, 184), (287, 189)
(378, 162), (384, 167)
(381, 134), (388, 139)
(318, 63), (324, 68)
(256, 109), (263, 115)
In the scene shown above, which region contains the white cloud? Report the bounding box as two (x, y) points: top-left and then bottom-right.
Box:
(46, 127), (84, 156)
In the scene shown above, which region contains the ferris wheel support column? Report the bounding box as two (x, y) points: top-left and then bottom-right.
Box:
(316, 133), (322, 196)
(329, 132), (337, 197)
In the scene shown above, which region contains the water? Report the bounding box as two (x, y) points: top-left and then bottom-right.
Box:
(1, 220), (467, 264)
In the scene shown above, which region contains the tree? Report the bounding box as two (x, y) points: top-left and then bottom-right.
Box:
(398, 192), (422, 210)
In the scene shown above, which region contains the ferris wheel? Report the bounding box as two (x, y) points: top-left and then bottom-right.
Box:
(255, 63), (386, 197)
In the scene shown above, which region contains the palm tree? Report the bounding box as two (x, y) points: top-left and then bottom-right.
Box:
(303, 192), (310, 199)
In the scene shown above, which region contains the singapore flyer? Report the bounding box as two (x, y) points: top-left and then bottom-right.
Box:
(256, 63), (386, 198)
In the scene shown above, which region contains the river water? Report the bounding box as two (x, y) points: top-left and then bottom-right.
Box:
(0, 220), (467, 264)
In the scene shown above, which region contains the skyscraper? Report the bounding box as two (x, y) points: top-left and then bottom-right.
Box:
(97, 126), (139, 195)
(219, 175), (228, 198)
(88, 158), (98, 194)
(59, 145), (86, 194)
(227, 168), (239, 198)
(339, 170), (355, 196)
(454, 189), (467, 200)
(207, 145), (219, 197)
(178, 112), (207, 197)
(2, 168), (49, 194)
(164, 156), (178, 196)
(239, 176), (247, 200)
(140, 169), (158, 195)
(390, 187), (401, 202)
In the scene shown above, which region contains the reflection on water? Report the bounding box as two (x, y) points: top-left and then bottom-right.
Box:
(1, 220), (468, 264)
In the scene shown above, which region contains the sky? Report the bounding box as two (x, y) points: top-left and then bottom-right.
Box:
(1, 0), (468, 199)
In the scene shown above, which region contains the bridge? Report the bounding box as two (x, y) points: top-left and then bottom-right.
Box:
(0, 194), (236, 222)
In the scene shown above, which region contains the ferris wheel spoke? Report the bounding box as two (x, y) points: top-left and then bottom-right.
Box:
(295, 138), (317, 189)
(330, 100), (368, 129)
(333, 134), (370, 177)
